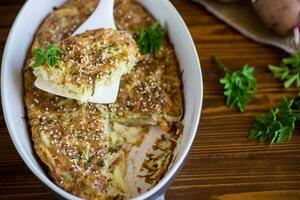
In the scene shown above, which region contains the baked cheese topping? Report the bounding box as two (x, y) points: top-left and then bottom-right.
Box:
(31, 28), (140, 103)
(23, 0), (184, 199)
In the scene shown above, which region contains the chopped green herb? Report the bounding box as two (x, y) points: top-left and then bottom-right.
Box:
(33, 44), (64, 68)
(213, 56), (256, 112)
(269, 52), (300, 88)
(249, 97), (300, 144)
(135, 23), (165, 54)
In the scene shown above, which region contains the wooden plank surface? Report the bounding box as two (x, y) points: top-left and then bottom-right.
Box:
(0, 0), (299, 199)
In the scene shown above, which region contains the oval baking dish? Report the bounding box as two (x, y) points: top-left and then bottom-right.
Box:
(1, 0), (203, 199)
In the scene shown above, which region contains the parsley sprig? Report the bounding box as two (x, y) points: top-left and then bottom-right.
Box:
(33, 44), (64, 68)
(269, 52), (300, 88)
(249, 97), (300, 144)
(136, 23), (165, 54)
(213, 56), (256, 112)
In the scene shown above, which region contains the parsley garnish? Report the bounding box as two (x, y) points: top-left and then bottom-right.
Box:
(213, 56), (256, 112)
(33, 44), (64, 68)
(136, 23), (165, 54)
(269, 52), (300, 88)
(249, 97), (300, 144)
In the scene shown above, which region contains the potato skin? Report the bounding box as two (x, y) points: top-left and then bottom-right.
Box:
(252, 0), (300, 35)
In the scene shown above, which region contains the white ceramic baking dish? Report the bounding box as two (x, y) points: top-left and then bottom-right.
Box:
(1, 0), (203, 199)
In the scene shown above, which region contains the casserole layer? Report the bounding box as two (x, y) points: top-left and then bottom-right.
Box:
(23, 0), (183, 199)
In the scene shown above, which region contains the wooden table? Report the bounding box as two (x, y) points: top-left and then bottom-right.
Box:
(1, 0), (300, 199)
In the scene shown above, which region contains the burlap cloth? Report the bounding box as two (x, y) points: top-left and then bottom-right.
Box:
(192, 0), (300, 53)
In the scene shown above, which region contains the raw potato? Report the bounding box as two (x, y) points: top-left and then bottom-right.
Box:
(252, 0), (300, 35)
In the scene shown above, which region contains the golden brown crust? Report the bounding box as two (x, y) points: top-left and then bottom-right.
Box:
(31, 29), (139, 94)
(110, 0), (183, 131)
(31, 0), (99, 51)
(24, 0), (184, 199)
(60, 29), (138, 85)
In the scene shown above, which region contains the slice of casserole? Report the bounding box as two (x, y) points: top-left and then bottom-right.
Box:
(31, 29), (139, 103)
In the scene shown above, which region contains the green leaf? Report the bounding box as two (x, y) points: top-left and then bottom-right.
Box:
(213, 56), (256, 112)
(135, 23), (165, 55)
(249, 97), (300, 145)
(33, 49), (44, 57)
(283, 73), (299, 88)
(32, 44), (64, 68)
(269, 52), (300, 88)
(33, 56), (45, 68)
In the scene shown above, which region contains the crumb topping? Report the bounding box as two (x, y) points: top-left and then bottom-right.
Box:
(31, 28), (139, 97)
(23, 0), (184, 199)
